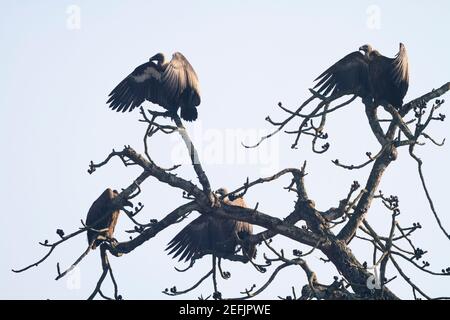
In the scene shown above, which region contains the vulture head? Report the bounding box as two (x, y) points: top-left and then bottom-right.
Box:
(112, 189), (134, 209)
(215, 187), (229, 199)
(149, 53), (166, 65)
(359, 44), (373, 56)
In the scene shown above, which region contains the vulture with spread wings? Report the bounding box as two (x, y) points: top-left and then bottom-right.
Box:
(166, 188), (256, 263)
(314, 43), (409, 109)
(85, 188), (132, 249)
(107, 52), (201, 121)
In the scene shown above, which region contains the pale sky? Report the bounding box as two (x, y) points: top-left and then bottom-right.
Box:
(1, 0), (449, 299)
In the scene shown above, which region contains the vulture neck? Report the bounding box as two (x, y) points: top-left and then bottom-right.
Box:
(368, 50), (381, 60)
(154, 54), (167, 68)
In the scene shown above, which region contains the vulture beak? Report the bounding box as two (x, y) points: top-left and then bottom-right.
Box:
(149, 54), (158, 62)
(112, 190), (133, 208)
(123, 199), (133, 208)
(359, 46), (365, 53)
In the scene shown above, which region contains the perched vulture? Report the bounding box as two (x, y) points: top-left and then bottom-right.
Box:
(166, 188), (256, 263)
(314, 43), (409, 109)
(85, 188), (132, 249)
(107, 52), (201, 121)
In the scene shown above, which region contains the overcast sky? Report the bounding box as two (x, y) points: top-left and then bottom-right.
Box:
(1, 0), (449, 299)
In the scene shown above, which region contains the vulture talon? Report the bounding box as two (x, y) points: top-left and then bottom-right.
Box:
(109, 237), (119, 247)
(209, 192), (221, 208)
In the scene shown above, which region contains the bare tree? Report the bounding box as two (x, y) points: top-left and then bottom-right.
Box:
(13, 81), (450, 300)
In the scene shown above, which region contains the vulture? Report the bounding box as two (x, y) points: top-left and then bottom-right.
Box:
(166, 188), (256, 263)
(107, 52), (201, 121)
(85, 188), (132, 249)
(314, 43), (409, 109)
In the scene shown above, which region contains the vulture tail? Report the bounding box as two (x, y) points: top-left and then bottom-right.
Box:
(180, 105), (198, 122)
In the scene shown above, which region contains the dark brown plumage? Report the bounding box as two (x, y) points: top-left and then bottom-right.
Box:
(314, 43), (409, 109)
(85, 188), (132, 249)
(166, 188), (256, 263)
(107, 52), (201, 121)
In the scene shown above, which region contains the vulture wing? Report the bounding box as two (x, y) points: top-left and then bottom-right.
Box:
(161, 52), (201, 106)
(236, 219), (256, 259)
(392, 43), (409, 102)
(369, 44), (409, 108)
(314, 51), (369, 98)
(228, 197), (256, 259)
(235, 220), (253, 237)
(166, 215), (211, 262)
(107, 62), (167, 113)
